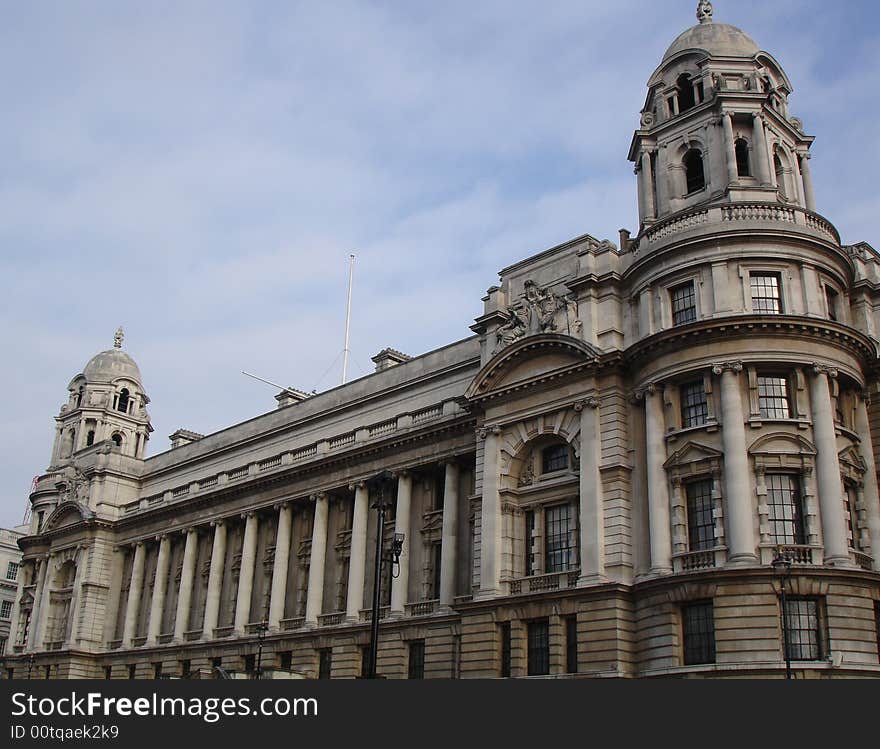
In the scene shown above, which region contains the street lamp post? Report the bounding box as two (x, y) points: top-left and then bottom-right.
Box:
(365, 471), (404, 679)
(772, 549), (793, 680)
(255, 618), (269, 680)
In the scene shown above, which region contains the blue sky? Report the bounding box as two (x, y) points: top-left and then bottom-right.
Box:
(1, 0), (878, 528)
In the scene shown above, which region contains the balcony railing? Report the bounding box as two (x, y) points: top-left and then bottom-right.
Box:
(776, 545), (814, 565)
(405, 600), (438, 617)
(852, 550), (874, 571)
(507, 570), (580, 595)
(280, 617), (305, 631)
(359, 606), (390, 622)
(317, 612), (345, 627)
(679, 550), (716, 571)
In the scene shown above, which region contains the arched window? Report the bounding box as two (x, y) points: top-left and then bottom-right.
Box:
(117, 388), (130, 414)
(735, 138), (751, 177)
(774, 153), (787, 197)
(111, 433), (123, 448)
(677, 74), (696, 112)
(684, 149), (705, 194)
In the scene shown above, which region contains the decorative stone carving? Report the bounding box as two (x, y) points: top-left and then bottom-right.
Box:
(494, 279), (582, 352)
(640, 111), (655, 128)
(696, 0), (713, 24)
(811, 363), (839, 379)
(712, 361), (744, 376)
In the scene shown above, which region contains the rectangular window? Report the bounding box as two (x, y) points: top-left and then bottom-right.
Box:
(825, 286), (839, 322)
(565, 616), (578, 674)
(541, 444), (569, 473)
(751, 272), (783, 314)
(757, 375), (791, 419)
(6, 562), (19, 581)
(279, 651), (292, 671)
(432, 543), (442, 599)
(682, 601), (716, 665)
(844, 487), (860, 550)
(671, 281), (698, 326)
(243, 654), (255, 675)
(0, 600), (12, 620)
(0, 637), (6, 656)
(408, 640), (425, 679)
(103, 665), (112, 679)
(681, 380), (709, 428)
(525, 512), (537, 577)
(500, 622), (511, 678)
(766, 474), (806, 545)
(545, 504), (576, 573)
(527, 619), (550, 676)
(318, 649), (332, 679)
(360, 646), (371, 678)
(153, 662), (162, 679)
(785, 598), (826, 661)
(180, 659), (190, 678)
(686, 479), (716, 551)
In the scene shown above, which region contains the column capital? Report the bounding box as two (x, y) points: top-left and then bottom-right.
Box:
(133, 540), (144, 550)
(241, 510), (256, 520)
(309, 492), (327, 503)
(273, 500), (291, 511)
(751, 111), (763, 122)
(154, 533), (167, 543)
(210, 518), (225, 529)
(811, 363), (838, 379)
(859, 389), (871, 405)
(712, 361), (744, 376)
(573, 397), (600, 412)
(348, 481), (366, 491)
(477, 425), (502, 440)
(631, 382), (660, 402)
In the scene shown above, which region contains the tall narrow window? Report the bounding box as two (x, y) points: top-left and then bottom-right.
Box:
(825, 286), (839, 322)
(117, 388), (130, 414)
(545, 504), (576, 573)
(86, 430), (95, 447)
(6, 562), (19, 581)
(684, 149), (705, 193)
(318, 649), (332, 679)
(499, 622), (511, 678)
(677, 74), (696, 112)
(680, 380), (709, 428)
(431, 543), (442, 599)
(527, 619), (550, 676)
(671, 281), (697, 326)
(757, 375), (791, 419)
(844, 486), (860, 551)
(735, 138), (751, 177)
(750, 272), (783, 314)
(774, 154), (787, 198)
(565, 616), (578, 674)
(766, 474), (806, 545)
(785, 598), (826, 661)
(408, 640), (425, 679)
(526, 511), (537, 577)
(686, 479), (716, 551)
(682, 601), (716, 665)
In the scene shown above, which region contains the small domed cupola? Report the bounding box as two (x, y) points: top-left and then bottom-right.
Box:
(51, 327), (153, 466)
(628, 1), (817, 231)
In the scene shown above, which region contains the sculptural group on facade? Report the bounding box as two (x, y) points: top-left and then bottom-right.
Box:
(495, 280), (582, 352)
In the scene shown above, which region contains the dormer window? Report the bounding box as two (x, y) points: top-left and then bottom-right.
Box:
(541, 444), (569, 474)
(117, 388), (130, 414)
(684, 149), (705, 194)
(735, 138), (751, 177)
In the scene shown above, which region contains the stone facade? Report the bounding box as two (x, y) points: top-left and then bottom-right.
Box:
(0, 524), (26, 661)
(5, 3), (880, 679)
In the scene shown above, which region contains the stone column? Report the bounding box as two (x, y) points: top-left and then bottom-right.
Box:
(346, 483), (369, 621)
(268, 502), (293, 629)
(715, 362), (757, 564)
(203, 520), (227, 638)
(33, 554), (54, 649)
(174, 528), (199, 640)
(439, 462), (460, 608)
(810, 366), (851, 565)
(390, 472), (413, 615)
(146, 534), (171, 645)
(644, 386), (672, 574)
(305, 494), (329, 625)
(799, 152), (817, 211)
(479, 426), (502, 597)
(234, 512), (259, 633)
(752, 113), (771, 185)
(636, 162), (646, 224)
(722, 112), (738, 185)
(122, 542), (145, 647)
(26, 556), (48, 651)
(855, 393), (880, 571)
(577, 398), (605, 583)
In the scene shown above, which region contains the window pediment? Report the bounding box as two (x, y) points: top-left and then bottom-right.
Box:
(664, 441), (723, 471)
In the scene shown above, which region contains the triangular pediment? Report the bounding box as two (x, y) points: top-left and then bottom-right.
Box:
(839, 444), (867, 473)
(664, 441), (724, 469)
(466, 334), (600, 401)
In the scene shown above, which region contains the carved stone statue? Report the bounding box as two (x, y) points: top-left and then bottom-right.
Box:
(696, 0), (713, 24)
(494, 279), (583, 353)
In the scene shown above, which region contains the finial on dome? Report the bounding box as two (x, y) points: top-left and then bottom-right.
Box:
(114, 326), (124, 349)
(696, 0), (714, 24)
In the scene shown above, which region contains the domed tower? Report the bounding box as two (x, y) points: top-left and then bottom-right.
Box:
(629, 0), (815, 226)
(620, 2), (880, 675)
(50, 327), (152, 469)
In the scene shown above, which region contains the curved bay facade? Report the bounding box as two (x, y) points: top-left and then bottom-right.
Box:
(6, 3), (880, 679)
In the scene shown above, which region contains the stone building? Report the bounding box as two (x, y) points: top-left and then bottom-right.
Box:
(5, 2), (880, 679)
(0, 524), (26, 660)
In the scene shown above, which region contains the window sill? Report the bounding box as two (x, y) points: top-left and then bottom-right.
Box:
(666, 421), (719, 442)
(747, 417), (810, 430)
